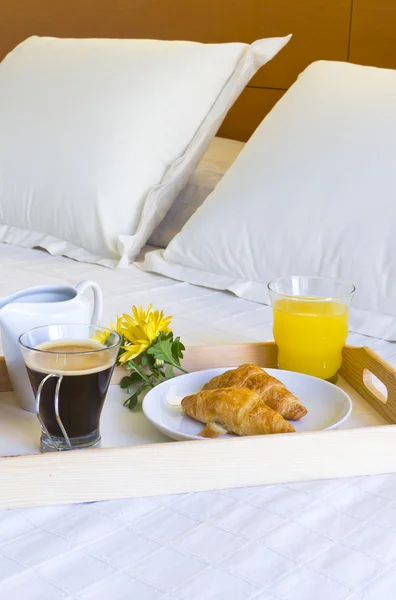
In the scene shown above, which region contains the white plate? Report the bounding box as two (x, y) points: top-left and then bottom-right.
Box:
(142, 367), (353, 442)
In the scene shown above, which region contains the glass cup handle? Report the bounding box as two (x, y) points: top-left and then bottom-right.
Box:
(35, 374), (72, 451)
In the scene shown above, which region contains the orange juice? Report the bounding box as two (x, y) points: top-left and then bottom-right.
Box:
(273, 298), (349, 379)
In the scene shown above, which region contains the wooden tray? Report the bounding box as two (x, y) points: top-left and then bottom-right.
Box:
(1, 342), (396, 510)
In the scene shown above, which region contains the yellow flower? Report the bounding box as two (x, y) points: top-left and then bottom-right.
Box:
(118, 342), (151, 364)
(118, 304), (172, 363)
(110, 315), (123, 335)
(92, 330), (108, 345)
(92, 315), (123, 346)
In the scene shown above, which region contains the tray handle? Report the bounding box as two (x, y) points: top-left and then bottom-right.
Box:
(340, 345), (396, 424)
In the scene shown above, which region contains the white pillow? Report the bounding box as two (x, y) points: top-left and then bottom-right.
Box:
(140, 60), (396, 340)
(0, 35), (290, 268)
(148, 137), (244, 248)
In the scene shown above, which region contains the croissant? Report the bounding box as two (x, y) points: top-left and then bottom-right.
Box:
(203, 364), (307, 421)
(182, 387), (295, 437)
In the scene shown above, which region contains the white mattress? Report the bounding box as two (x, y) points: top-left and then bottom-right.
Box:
(0, 243), (396, 600)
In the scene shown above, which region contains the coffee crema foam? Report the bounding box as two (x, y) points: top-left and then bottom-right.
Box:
(25, 339), (114, 376)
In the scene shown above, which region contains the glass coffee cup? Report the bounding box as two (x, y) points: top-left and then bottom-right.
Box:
(19, 324), (121, 452)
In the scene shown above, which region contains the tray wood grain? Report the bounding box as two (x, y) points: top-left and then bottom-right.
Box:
(1, 343), (396, 509)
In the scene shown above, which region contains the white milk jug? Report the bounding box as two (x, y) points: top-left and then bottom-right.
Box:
(0, 281), (103, 412)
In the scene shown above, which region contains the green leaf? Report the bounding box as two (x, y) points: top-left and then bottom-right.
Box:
(171, 337), (185, 363)
(147, 337), (174, 364)
(165, 366), (175, 380)
(120, 376), (132, 389)
(121, 329), (188, 412)
(125, 359), (151, 385)
(123, 390), (140, 410)
(147, 336), (188, 374)
(120, 373), (143, 389)
(156, 331), (173, 343)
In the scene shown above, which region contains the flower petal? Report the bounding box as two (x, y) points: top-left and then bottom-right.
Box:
(118, 305), (173, 359)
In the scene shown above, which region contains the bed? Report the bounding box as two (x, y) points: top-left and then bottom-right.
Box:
(2, 1), (396, 598)
(1, 243), (396, 599)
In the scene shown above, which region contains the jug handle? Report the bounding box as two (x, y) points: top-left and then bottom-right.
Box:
(75, 281), (103, 325)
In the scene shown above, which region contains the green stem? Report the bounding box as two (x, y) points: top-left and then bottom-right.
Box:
(126, 360), (153, 386)
(168, 359), (188, 374)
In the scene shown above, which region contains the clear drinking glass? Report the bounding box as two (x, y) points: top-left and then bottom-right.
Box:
(19, 324), (121, 452)
(268, 276), (355, 380)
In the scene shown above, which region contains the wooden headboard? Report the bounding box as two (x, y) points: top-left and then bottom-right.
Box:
(1, 0), (395, 141)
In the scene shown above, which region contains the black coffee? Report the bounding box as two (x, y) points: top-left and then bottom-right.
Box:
(26, 340), (115, 440)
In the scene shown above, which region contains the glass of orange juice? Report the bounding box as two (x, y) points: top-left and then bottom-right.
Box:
(268, 276), (355, 380)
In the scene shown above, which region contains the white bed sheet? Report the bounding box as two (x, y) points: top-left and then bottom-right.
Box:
(0, 243), (396, 600)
